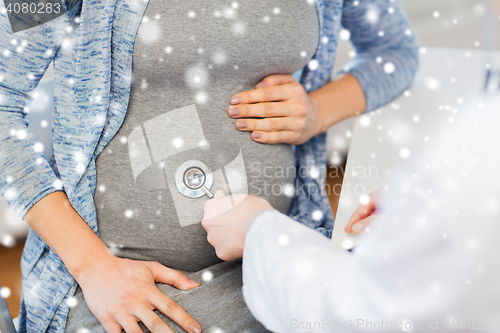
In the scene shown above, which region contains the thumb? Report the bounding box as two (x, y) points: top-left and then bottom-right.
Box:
(214, 190), (226, 198)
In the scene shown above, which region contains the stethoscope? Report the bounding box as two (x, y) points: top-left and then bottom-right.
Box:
(483, 0), (500, 95)
(174, 160), (215, 199)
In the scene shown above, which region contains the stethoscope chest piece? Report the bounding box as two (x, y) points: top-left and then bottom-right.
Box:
(175, 160), (214, 198)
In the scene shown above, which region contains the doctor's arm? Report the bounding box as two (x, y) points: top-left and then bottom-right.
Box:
(202, 184), (484, 333)
(240, 207), (466, 333)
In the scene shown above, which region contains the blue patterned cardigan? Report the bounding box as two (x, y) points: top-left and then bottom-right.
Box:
(0, 0), (419, 331)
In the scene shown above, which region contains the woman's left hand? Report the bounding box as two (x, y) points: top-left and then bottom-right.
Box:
(228, 74), (323, 145)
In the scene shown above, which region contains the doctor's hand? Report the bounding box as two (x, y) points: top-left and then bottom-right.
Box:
(76, 256), (202, 333)
(202, 191), (273, 261)
(345, 189), (383, 235)
(228, 74), (323, 145)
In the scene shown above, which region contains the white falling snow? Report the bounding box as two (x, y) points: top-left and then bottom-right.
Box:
(16, 129), (27, 140)
(43, 48), (53, 58)
(278, 234), (289, 246)
(366, 5), (380, 24)
(66, 297), (78, 308)
(359, 194), (370, 205)
(232, 22), (246, 35)
(309, 166), (320, 179)
(77, 329), (91, 333)
(308, 59), (319, 71)
(399, 147), (411, 159)
(425, 77), (442, 91)
(33, 142), (44, 152)
(76, 163), (85, 174)
(359, 115), (371, 127)
(342, 238), (354, 250)
(339, 29), (351, 40)
(53, 179), (63, 189)
(0, 234), (15, 248)
(384, 62), (395, 74)
(212, 50), (227, 65)
(141, 78), (148, 90)
(202, 270), (213, 281)
(223, 7), (236, 19)
(172, 137), (184, 148)
(0, 287), (11, 298)
(210, 327), (225, 333)
(312, 209), (323, 221)
(137, 20), (161, 44)
(195, 91), (208, 104)
(185, 66), (209, 88)
(283, 184), (295, 197)
(330, 154), (342, 165)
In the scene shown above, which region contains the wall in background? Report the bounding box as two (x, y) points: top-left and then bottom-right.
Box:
(327, 0), (495, 165)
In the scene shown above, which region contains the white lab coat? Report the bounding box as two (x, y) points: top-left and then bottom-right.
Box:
(241, 96), (500, 332)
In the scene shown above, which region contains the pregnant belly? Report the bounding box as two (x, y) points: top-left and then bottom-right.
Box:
(95, 96), (295, 271)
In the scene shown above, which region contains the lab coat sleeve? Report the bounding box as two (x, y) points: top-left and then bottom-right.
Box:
(337, 0), (421, 112)
(241, 206), (477, 333)
(0, 2), (79, 218)
(242, 98), (500, 333)
(242, 210), (354, 332)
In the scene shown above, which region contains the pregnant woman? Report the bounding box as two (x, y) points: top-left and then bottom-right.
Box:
(0, 0), (419, 332)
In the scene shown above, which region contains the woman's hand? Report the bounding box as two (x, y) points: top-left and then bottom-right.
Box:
(345, 189), (383, 235)
(76, 254), (202, 333)
(228, 74), (323, 145)
(202, 191), (273, 261)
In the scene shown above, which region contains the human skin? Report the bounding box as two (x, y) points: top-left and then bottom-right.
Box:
(23, 70), (367, 333)
(202, 191), (272, 261)
(344, 189), (382, 235)
(229, 73), (366, 144)
(201, 189), (380, 261)
(24, 192), (202, 333)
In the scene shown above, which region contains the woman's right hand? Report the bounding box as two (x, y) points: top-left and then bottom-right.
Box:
(76, 254), (202, 333)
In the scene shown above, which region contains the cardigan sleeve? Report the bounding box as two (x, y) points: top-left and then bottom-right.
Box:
(0, 1), (79, 219)
(337, 0), (420, 112)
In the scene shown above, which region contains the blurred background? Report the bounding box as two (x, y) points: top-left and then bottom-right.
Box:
(1, 0), (497, 319)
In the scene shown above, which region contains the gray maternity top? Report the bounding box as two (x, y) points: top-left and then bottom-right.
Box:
(66, 0), (319, 331)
